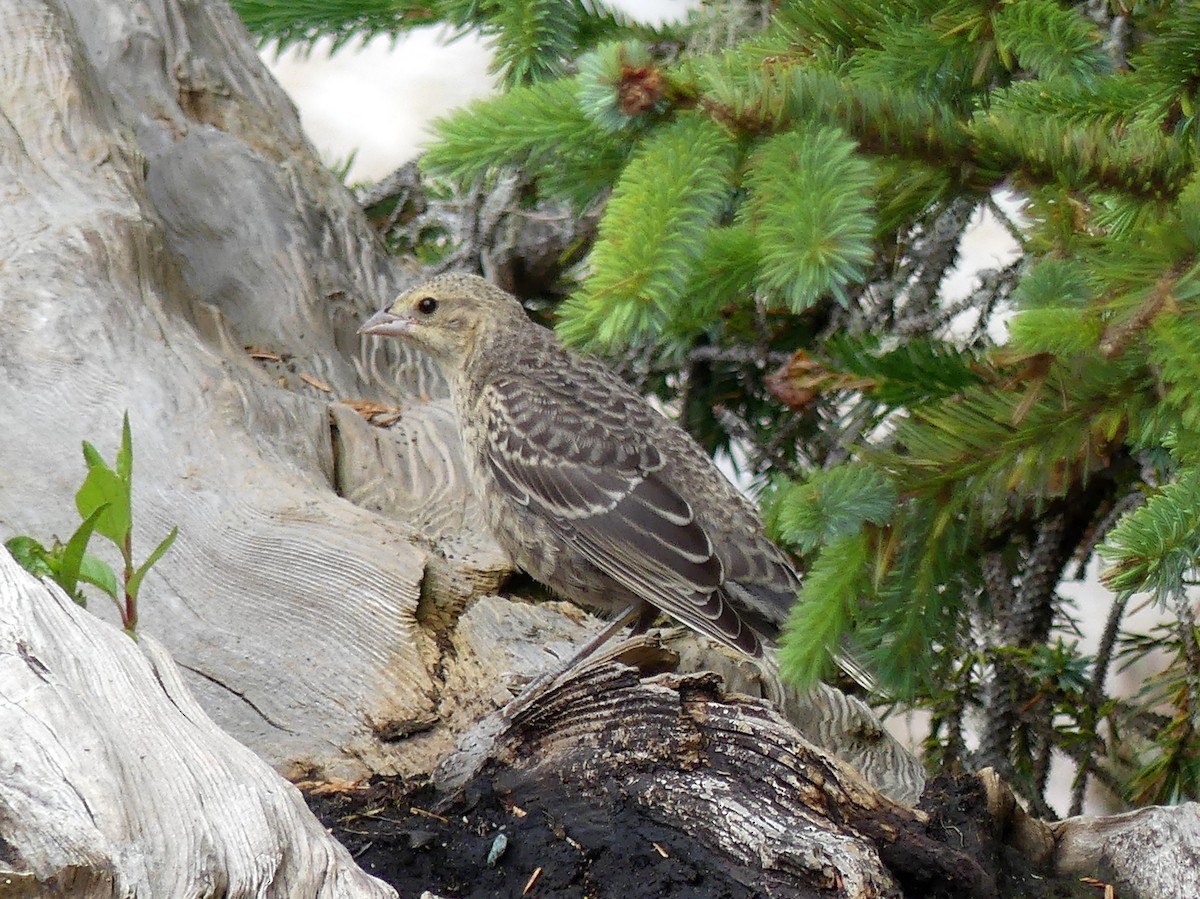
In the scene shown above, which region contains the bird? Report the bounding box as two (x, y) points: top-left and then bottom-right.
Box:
(359, 273), (807, 665)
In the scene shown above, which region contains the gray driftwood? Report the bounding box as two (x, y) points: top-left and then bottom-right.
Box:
(0, 550), (396, 898)
(1, 1), (1199, 897)
(0, 0), (480, 781)
(980, 769), (1200, 899)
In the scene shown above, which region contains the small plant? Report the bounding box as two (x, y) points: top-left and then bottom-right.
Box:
(4, 413), (177, 635)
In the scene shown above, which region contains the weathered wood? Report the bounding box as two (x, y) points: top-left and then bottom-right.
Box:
(432, 651), (992, 899)
(0, 551), (395, 898)
(0, 0), (500, 780)
(1052, 804), (1200, 898)
(981, 767), (1200, 899)
(2, 2), (1200, 898)
(666, 634), (927, 804)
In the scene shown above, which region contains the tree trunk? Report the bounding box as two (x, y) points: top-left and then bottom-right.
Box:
(0, 0), (506, 781)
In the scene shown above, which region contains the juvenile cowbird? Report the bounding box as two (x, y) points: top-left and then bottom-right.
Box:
(360, 274), (802, 661)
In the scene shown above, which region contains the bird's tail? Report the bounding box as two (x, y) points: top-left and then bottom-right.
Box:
(831, 643), (880, 696)
(756, 645), (923, 805)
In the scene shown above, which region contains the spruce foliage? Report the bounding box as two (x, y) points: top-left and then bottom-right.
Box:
(237, 0), (1200, 811)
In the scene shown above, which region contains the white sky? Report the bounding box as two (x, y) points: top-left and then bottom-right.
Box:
(266, 29), (494, 181)
(265, 0), (695, 182)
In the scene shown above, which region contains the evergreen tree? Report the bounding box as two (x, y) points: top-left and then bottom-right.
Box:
(236, 0), (1200, 813)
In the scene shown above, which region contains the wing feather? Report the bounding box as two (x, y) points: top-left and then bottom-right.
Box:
(480, 378), (761, 656)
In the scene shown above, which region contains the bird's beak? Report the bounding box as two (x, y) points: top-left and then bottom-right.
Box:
(359, 308), (412, 338)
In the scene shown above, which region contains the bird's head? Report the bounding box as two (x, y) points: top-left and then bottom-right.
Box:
(359, 274), (528, 369)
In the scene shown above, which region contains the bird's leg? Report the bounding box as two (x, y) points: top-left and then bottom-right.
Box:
(502, 601), (647, 718)
(559, 600), (648, 667)
(627, 603), (662, 636)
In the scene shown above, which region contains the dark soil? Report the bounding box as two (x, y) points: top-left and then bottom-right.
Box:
(914, 776), (1095, 899)
(305, 774), (1103, 898)
(306, 776), (756, 899)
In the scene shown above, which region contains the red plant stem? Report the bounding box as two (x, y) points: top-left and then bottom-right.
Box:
(122, 531), (136, 632)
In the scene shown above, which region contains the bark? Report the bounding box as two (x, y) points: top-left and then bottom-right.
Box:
(434, 646), (985, 899)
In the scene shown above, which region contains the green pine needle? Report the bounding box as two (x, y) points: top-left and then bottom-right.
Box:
(556, 114), (736, 349)
(1008, 307), (1103, 356)
(423, 76), (631, 204)
(488, 0), (578, 87)
(767, 465), (897, 554)
(779, 532), (870, 688)
(742, 123), (876, 310)
(232, 0), (431, 53)
(1101, 466), (1200, 598)
(992, 0), (1110, 84)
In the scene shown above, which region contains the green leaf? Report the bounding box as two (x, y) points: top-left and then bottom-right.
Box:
(1100, 467), (1200, 597)
(779, 532), (871, 688)
(1008, 307), (1103, 356)
(81, 440), (106, 470)
(75, 466), (132, 546)
(57, 505), (107, 597)
(126, 526), (178, 601)
(488, 0), (577, 88)
(424, 77), (628, 197)
(557, 113), (737, 349)
(742, 122), (876, 310)
(1012, 258), (1096, 310)
(231, 0), (438, 54)
(992, 0), (1110, 83)
(77, 554), (119, 601)
(825, 334), (986, 407)
(116, 411), (133, 483)
(5, 536), (54, 579)
(769, 465), (897, 554)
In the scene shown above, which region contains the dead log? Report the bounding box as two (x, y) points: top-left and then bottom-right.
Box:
(0, 550), (395, 898)
(432, 646), (991, 899)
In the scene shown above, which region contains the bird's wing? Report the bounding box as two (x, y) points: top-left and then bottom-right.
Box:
(479, 377), (762, 656)
(714, 534), (800, 634)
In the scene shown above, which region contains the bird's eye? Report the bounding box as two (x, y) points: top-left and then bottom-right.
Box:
(416, 297), (438, 315)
